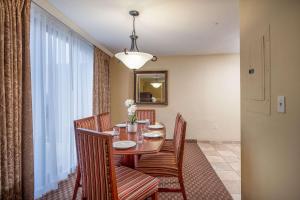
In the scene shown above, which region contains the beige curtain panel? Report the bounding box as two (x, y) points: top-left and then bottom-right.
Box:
(93, 47), (111, 115)
(0, 0), (33, 199)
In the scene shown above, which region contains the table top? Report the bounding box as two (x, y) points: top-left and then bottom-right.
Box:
(112, 123), (166, 155)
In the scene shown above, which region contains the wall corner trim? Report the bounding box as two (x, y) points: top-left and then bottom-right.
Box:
(32, 0), (113, 57)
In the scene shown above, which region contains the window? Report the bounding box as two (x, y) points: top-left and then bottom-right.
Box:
(30, 4), (93, 198)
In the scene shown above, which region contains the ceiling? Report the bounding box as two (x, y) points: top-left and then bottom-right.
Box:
(48, 0), (240, 56)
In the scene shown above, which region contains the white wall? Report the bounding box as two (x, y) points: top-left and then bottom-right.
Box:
(111, 54), (240, 142)
(241, 0), (300, 199)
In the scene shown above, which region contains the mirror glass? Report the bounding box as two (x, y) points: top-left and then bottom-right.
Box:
(134, 71), (168, 105)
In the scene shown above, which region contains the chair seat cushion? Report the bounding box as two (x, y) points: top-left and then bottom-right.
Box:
(135, 152), (179, 177)
(160, 140), (175, 152)
(116, 166), (159, 200)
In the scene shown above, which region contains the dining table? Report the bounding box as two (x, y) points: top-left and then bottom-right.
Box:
(112, 123), (166, 168)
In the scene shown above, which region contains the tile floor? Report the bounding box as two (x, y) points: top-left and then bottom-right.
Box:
(198, 141), (241, 200)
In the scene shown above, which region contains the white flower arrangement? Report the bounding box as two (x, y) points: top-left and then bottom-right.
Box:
(128, 104), (137, 115)
(124, 99), (134, 107)
(124, 99), (137, 124)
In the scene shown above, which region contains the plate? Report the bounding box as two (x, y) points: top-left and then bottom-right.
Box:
(148, 124), (164, 129)
(143, 132), (163, 138)
(102, 131), (118, 136)
(113, 141), (136, 149)
(136, 120), (147, 124)
(115, 123), (127, 128)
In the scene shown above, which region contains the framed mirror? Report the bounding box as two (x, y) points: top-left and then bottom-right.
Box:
(134, 71), (168, 105)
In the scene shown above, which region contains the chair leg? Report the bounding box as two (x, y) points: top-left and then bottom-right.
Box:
(151, 192), (158, 200)
(72, 167), (81, 200)
(179, 174), (187, 200)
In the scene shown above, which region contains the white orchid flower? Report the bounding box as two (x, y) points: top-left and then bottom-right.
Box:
(128, 105), (137, 115)
(124, 99), (134, 107)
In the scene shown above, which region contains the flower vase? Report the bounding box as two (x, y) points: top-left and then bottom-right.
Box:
(127, 123), (137, 133)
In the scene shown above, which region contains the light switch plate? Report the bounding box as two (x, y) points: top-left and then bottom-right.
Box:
(277, 96), (285, 113)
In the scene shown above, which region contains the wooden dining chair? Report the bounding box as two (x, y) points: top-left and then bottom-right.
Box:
(96, 112), (123, 168)
(72, 115), (123, 200)
(136, 109), (156, 125)
(160, 113), (182, 152)
(72, 116), (98, 200)
(97, 112), (112, 131)
(135, 116), (187, 200)
(75, 128), (159, 200)
(74, 116), (98, 130)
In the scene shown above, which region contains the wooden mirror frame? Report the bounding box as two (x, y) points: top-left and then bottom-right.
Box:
(134, 70), (168, 105)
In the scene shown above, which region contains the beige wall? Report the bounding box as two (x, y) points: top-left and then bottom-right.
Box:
(111, 54), (240, 141)
(241, 0), (300, 199)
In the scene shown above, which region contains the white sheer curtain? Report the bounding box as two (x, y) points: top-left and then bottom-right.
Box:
(30, 4), (93, 198)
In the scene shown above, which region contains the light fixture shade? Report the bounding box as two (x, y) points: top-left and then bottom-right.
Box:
(115, 51), (153, 69)
(151, 82), (162, 88)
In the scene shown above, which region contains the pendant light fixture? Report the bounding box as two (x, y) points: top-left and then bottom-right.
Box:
(115, 10), (157, 70)
(150, 75), (163, 88)
(151, 82), (162, 88)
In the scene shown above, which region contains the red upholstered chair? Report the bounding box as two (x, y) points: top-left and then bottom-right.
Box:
(74, 116), (98, 131)
(160, 113), (182, 152)
(135, 116), (187, 200)
(75, 128), (159, 200)
(72, 116), (98, 200)
(136, 109), (156, 125)
(96, 112), (122, 168)
(97, 112), (112, 131)
(72, 115), (122, 200)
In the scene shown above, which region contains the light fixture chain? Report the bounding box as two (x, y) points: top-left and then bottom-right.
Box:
(132, 16), (136, 36)
(130, 15), (139, 52)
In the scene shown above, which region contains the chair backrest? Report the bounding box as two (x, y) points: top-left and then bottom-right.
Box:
(75, 128), (118, 200)
(74, 116), (98, 131)
(136, 109), (156, 125)
(97, 112), (111, 132)
(174, 116), (187, 170)
(173, 113), (182, 140)
(73, 115), (99, 194)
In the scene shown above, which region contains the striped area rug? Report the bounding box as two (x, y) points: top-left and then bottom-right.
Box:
(38, 142), (232, 200)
